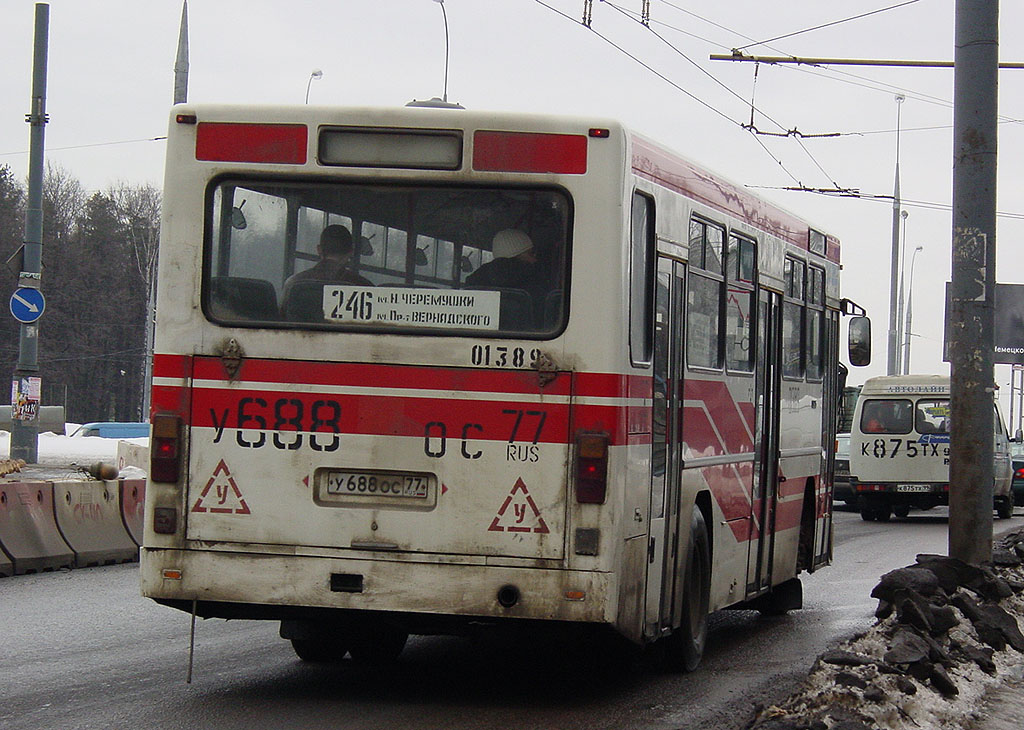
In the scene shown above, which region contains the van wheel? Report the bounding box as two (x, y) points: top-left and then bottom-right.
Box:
(997, 496), (1013, 520)
(662, 508), (710, 672)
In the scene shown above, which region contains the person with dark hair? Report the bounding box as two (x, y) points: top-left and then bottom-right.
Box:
(284, 224), (371, 291)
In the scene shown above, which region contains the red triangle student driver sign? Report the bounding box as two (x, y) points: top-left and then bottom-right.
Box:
(191, 459), (251, 515)
(488, 477), (549, 534)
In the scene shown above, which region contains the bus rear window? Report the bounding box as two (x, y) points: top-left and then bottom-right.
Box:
(204, 180), (571, 337)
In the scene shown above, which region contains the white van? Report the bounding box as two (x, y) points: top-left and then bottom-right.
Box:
(849, 375), (1013, 520)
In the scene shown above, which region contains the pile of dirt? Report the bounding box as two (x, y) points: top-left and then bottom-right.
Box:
(744, 529), (1024, 730)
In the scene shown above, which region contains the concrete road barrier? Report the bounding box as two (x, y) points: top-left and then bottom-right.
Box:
(0, 481), (74, 574)
(116, 441), (149, 472)
(118, 478), (146, 546)
(52, 480), (138, 567)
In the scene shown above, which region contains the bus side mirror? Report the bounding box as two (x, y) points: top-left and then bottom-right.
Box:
(848, 316), (871, 366)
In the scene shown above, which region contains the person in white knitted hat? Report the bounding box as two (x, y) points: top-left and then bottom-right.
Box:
(465, 229), (541, 294)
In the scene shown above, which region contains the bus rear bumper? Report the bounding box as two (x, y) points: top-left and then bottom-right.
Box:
(140, 547), (614, 631)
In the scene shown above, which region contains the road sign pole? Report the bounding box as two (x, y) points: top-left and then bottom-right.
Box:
(11, 4), (49, 464)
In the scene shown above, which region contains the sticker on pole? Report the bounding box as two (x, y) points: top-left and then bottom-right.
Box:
(10, 287), (45, 323)
(191, 460), (251, 515)
(488, 477), (549, 534)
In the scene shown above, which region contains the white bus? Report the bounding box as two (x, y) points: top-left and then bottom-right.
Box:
(141, 103), (867, 670)
(849, 374), (1013, 521)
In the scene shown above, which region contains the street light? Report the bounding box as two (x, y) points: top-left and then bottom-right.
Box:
(896, 209), (909, 373)
(887, 94), (906, 375)
(304, 68), (323, 104)
(903, 244), (923, 374)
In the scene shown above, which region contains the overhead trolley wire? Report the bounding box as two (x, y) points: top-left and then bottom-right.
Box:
(731, 0), (923, 53)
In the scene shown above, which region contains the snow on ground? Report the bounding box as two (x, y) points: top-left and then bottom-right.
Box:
(0, 426), (148, 479)
(748, 541), (1024, 730)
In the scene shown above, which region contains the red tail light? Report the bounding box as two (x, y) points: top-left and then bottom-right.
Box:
(1015, 467), (1024, 479)
(150, 413), (183, 483)
(575, 432), (609, 504)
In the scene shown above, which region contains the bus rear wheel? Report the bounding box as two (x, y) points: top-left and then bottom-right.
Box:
(663, 508), (710, 672)
(348, 622), (409, 665)
(290, 637), (349, 663)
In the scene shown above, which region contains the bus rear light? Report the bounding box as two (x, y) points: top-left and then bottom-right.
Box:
(195, 122), (307, 164)
(472, 130), (587, 174)
(175, 113), (197, 125)
(575, 432), (609, 504)
(151, 413), (183, 483)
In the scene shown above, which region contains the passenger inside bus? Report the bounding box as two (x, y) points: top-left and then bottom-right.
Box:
(283, 224), (371, 291)
(464, 229), (549, 328)
(281, 224), (372, 321)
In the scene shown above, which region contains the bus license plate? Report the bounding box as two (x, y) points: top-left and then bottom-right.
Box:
(325, 471), (429, 498)
(896, 484), (931, 493)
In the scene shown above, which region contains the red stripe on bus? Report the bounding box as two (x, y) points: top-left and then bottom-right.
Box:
(190, 356), (574, 397)
(152, 353), (192, 379)
(684, 380), (754, 454)
(157, 354), (656, 401)
(183, 386), (641, 445)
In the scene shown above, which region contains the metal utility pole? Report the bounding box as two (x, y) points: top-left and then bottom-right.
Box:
(10, 4), (50, 464)
(173, 1), (189, 105)
(142, 1), (187, 420)
(948, 0), (998, 565)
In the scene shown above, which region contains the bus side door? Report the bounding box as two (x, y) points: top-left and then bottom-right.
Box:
(747, 288), (781, 596)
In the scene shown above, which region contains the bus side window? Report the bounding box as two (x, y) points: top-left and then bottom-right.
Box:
(630, 193), (655, 365)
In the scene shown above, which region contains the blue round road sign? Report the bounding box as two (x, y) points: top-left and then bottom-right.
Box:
(10, 287), (45, 323)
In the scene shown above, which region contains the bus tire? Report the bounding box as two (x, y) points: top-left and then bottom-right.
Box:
(290, 637), (348, 663)
(997, 495), (1013, 520)
(893, 504), (910, 519)
(348, 622), (409, 665)
(664, 508), (710, 672)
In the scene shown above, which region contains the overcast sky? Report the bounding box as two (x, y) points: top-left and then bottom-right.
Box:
(3, 0), (1024, 418)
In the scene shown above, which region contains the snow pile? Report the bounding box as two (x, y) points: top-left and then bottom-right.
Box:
(747, 532), (1024, 730)
(0, 429), (148, 478)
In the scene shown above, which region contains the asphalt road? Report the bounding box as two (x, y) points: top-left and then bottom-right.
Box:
(2, 507), (1019, 730)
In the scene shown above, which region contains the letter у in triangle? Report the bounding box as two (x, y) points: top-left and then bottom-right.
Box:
(488, 477), (549, 534)
(191, 459), (251, 515)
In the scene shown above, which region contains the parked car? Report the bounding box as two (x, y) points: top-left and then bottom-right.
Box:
(71, 422), (150, 439)
(1012, 442), (1024, 507)
(833, 433), (855, 507)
